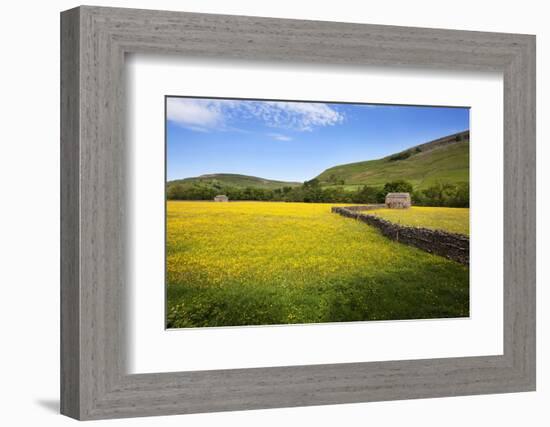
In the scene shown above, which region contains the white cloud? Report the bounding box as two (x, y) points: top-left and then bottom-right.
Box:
(242, 101), (343, 131)
(166, 98), (228, 131)
(268, 133), (293, 141)
(166, 98), (344, 132)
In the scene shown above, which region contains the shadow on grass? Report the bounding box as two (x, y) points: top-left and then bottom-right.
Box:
(166, 261), (469, 328)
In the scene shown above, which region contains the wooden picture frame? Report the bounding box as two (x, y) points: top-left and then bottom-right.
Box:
(60, 5), (536, 420)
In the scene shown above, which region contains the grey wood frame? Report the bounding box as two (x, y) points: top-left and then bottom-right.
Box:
(60, 5), (536, 420)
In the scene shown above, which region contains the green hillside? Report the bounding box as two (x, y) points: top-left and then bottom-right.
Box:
(316, 130), (469, 190)
(168, 173), (301, 190)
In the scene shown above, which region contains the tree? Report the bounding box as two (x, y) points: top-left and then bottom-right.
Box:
(382, 180), (414, 194)
(451, 182), (470, 207)
(420, 182), (452, 206)
(352, 185), (379, 204)
(418, 182), (469, 207)
(167, 184), (186, 200)
(321, 187), (352, 203)
(302, 178), (323, 202)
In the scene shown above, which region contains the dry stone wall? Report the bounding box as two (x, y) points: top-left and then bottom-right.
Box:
(332, 206), (469, 265)
(340, 204), (386, 212)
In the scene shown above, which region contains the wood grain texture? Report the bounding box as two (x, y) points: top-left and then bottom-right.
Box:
(60, 5), (536, 420)
(60, 7), (80, 419)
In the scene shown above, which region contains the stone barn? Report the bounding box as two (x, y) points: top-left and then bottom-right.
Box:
(213, 195), (229, 202)
(385, 192), (411, 209)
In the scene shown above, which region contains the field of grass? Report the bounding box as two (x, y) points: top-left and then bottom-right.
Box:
(367, 207), (470, 236)
(166, 201), (469, 328)
(316, 139), (469, 190)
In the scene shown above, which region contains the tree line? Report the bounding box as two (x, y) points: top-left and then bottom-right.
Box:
(167, 179), (469, 207)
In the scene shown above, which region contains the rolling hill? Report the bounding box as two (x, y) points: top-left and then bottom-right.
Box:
(167, 173), (301, 191)
(168, 131), (469, 195)
(316, 130), (469, 190)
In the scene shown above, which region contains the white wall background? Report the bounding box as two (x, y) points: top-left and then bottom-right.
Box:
(0, 0), (546, 425)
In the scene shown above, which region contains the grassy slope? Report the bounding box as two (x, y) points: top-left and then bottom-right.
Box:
(368, 207), (470, 235)
(317, 138), (469, 190)
(166, 201), (469, 328)
(169, 132), (469, 192)
(168, 173), (301, 190)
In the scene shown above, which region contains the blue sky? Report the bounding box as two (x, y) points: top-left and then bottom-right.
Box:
(166, 97), (469, 182)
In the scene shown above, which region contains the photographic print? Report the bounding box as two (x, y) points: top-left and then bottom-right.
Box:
(165, 96), (470, 329)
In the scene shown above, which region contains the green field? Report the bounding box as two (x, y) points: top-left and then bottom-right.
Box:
(316, 138), (469, 190)
(166, 201), (469, 328)
(368, 207), (470, 235)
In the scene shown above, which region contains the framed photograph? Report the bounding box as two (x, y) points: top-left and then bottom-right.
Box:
(61, 6), (536, 420)
(164, 96), (471, 330)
